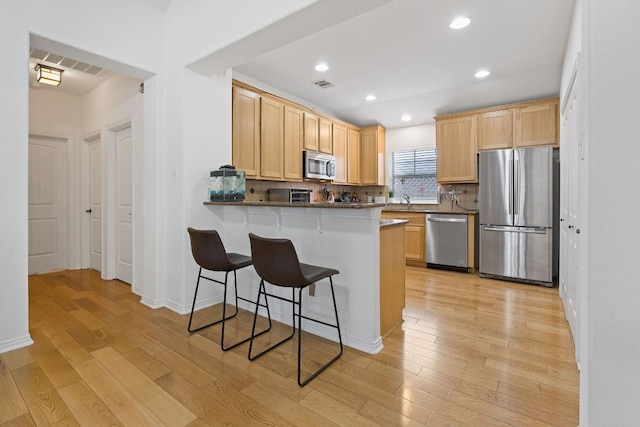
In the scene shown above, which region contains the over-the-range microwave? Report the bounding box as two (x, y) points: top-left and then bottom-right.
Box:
(303, 150), (336, 180)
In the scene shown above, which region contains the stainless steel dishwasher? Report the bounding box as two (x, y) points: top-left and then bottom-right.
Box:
(426, 213), (468, 271)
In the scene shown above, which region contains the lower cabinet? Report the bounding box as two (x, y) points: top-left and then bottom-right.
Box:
(381, 211), (426, 265)
(380, 222), (406, 337)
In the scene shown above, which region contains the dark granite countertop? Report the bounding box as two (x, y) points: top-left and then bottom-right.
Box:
(204, 201), (386, 209)
(382, 207), (478, 215)
(379, 219), (409, 228)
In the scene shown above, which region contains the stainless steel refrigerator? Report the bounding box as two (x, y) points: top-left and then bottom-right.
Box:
(479, 146), (557, 286)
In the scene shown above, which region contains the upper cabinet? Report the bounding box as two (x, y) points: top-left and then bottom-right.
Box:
(303, 112), (319, 152)
(232, 81), (386, 185)
(232, 87), (260, 178)
(332, 123), (347, 184)
(436, 115), (477, 183)
(318, 117), (333, 154)
(477, 98), (559, 150)
(347, 128), (361, 185)
(516, 99), (558, 147)
(436, 97), (559, 183)
(283, 105), (303, 181)
(259, 97), (284, 180)
(360, 125), (386, 186)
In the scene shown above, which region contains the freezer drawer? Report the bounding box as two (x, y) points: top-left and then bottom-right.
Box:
(479, 225), (552, 285)
(427, 214), (468, 270)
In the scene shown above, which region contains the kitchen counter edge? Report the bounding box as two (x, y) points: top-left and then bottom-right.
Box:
(204, 201), (386, 209)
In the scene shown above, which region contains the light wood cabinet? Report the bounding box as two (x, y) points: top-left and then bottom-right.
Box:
(477, 109), (515, 151)
(347, 127), (361, 185)
(476, 98), (559, 150)
(381, 211), (426, 265)
(260, 97), (284, 180)
(303, 112), (319, 152)
(283, 105), (303, 181)
(232, 81), (387, 186)
(318, 117), (333, 154)
(516, 99), (558, 147)
(232, 87), (260, 178)
(435, 115), (477, 183)
(360, 125), (386, 186)
(380, 222), (405, 337)
(332, 123), (347, 184)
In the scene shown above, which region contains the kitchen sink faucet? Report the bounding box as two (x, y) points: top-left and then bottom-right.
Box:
(403, 194), (411, 210)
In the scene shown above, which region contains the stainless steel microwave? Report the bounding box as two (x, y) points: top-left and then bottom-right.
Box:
(303, 151), (336, 180)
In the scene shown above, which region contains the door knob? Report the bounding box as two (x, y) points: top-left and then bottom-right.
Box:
(568, 225), (574, 229)
(85, 209), (92, 213)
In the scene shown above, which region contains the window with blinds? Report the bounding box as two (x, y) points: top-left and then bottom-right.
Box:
(390, 148), (437, 201)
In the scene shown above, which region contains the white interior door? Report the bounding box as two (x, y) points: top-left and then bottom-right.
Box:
(560, 67), (581, 362)
(115, 127), (133, 284)
(28, 136), (68, 274)
(89, 139), (102, 271)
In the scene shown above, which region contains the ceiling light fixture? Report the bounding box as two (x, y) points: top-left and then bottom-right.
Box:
(314, 63), (329, 72)
(449, 17), (470, 29)
(401, 114), (412, 122)
(35, 64), (63, 86)
(475, 70), (490, 78)
(365, 94), (376, 101)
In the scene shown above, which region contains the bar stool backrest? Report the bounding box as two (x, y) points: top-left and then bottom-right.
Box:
(248, 233), (307, 288)
(187, 228), (233, 271)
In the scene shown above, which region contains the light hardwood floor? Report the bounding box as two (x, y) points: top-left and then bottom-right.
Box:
(0, 267), (578, 426)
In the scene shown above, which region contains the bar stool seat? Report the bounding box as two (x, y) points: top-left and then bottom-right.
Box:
(247, 233), (343, 386)
(187, 228), (271, 351)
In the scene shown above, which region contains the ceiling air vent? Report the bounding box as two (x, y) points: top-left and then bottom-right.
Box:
(312, 80), (334, 89)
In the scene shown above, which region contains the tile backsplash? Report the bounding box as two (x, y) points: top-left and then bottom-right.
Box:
(245, 180), (388, 203)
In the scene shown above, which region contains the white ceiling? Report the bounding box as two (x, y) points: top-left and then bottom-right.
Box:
(234, 0), (576, 128)
(31, 0), (576, 129)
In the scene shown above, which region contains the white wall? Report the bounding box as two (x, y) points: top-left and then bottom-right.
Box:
(583, 0), (640, 424)
(0, 0), (163, 353)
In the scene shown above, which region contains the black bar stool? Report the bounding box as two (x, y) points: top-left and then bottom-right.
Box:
(187, 228), (271, 351)
(247, 233), (343, 386)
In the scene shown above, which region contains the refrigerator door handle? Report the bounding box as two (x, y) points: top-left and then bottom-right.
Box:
(514, 158), (519, 216)
(508, 157), (513, 215)
(483, 225), (547, 234)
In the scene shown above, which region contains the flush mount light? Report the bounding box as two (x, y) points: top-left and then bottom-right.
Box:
(35, 64), (63, 86)
(475, 69), (490, 78)
(401, 114), (412, 122)
(314, 63), (329, 72)
(365, 94), (376, 101)
(449, 17), (471, 29)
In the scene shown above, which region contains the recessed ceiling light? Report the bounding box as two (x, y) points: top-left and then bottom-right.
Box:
(449, 17), (470, 29)
(314, 63), (329, 72)
(365, 94), (376, 101)
(401, 114), (412, 122)
(475, 70), (490, 78)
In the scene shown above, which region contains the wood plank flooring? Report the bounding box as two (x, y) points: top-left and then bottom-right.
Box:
(0, 267), (579, 426)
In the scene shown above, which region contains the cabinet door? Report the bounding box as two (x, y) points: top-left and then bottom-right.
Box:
(436, 115), (477, 183)
(347, 128), (361, 184)
(232, 87), (260, 177)
(283, 105), (303, 181)
(360, 127), (377, 185)
(303, 112), (319, 152)
(405, 225), (425, 262)
(477, 109), (515, 150)
(516, 100), (558, 147)
(332, 123), (347, 184)
(260, 97), (284, 180)
(318, 117), (333, 154)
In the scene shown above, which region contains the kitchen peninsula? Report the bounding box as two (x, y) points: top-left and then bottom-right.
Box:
(204, 200), (389, 354)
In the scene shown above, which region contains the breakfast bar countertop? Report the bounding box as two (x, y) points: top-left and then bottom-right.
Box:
(204, 201), (386, 209)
